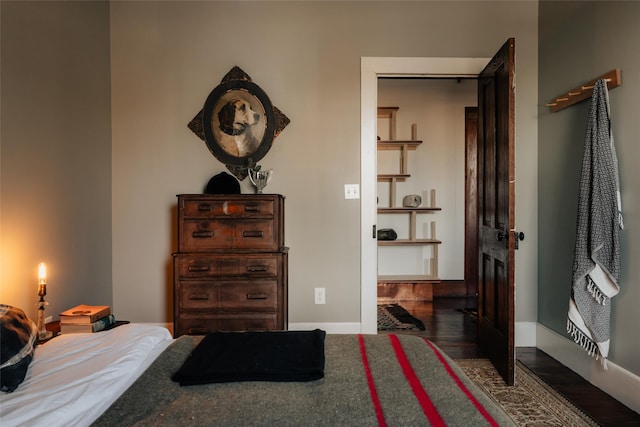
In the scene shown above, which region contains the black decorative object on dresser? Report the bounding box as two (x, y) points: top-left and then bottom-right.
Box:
(173, 194), (288, 337)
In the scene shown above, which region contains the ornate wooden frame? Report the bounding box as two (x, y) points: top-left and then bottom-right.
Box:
(188, 66), (289, 179)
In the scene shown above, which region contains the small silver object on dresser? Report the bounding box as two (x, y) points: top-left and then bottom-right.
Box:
(402, 194), (422, 207)
(249, 169), (273, 194)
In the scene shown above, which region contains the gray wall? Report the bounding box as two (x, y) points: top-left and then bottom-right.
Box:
(0, 1), (112, 318)
(109, 1), (538, 325)
(538, 1), (640, 375)
(1, 1), (539, 331)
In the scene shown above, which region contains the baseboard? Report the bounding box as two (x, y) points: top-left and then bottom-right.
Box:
(536, 323), (640, 414)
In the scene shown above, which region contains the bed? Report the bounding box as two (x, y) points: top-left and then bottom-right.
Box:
(1, 322), (515, 426)
(0, 323), (173, 426)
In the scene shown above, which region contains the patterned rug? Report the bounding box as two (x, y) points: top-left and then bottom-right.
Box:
(377, 304), (425, 331)
(456, 359), (598, 427)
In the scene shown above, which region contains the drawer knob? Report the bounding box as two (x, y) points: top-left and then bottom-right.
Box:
(244, 204), (260, 212)
(188, 265), (210, 272)
(247, 265), (268, 272)
(247, 293), (268, 300)
(243, 230), (264, 238)
(188, 293), (210, 301)
(197, 204), (212, 212)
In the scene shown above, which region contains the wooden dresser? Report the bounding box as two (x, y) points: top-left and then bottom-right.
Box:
(173, 194), (288, 337)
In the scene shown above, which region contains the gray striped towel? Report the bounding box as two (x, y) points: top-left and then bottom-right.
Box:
(567, 79), (623, 369)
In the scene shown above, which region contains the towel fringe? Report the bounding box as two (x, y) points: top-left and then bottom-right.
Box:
(619, 212), (624, 229)
(617, 191), (624, 230)
(567, 319), (609, 370)
(586, 276), (608, 305)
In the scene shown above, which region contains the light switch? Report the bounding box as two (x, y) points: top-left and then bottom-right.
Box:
(344, 184), (360, 199)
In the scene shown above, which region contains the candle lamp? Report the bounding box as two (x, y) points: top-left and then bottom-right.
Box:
(36, 262), (53, 340)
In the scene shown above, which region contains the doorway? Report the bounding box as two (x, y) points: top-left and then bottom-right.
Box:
(362, 39), (517, 385)
(376, 78), (476, 301)
(360, 57), (490, 335)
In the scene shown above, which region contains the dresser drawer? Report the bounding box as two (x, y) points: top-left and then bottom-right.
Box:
(178, 279), (279, 312)
(180, 219), (277, 251)
(177, 314), (279, 335)
(176, 254), (279, 278)
(181, 197), (275, 219)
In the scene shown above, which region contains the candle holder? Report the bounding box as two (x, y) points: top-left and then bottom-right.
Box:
(36, 283), (52, 341)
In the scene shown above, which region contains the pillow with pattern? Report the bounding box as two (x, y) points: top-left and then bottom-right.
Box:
(0, 304), (38, 392)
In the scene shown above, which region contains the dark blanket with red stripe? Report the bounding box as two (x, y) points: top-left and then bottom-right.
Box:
(94, 334), (515, 426)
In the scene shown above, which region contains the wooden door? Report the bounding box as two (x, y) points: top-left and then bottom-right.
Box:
(477, 38), (516, 385)
(464, 107), (479, 297)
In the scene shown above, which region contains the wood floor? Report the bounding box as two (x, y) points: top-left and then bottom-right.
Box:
(379, 297), (640, 426)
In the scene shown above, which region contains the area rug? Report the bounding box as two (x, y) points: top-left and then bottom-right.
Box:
(456, 359), (598, 426)
(377, 303), (425, 331)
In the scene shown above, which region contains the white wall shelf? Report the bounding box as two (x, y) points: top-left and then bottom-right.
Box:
(377, 107), (441, 289)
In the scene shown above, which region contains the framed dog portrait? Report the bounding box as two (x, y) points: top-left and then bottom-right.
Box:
(188, 66), (290, 179)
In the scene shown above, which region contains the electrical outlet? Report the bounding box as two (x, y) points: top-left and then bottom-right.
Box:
(344, 184), (360, 199)
(314, 287), (326, 304)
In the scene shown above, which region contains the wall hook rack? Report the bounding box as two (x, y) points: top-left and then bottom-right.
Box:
(546, 69), (621, 112)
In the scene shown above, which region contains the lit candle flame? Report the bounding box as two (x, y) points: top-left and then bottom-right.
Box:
(38, 262), (47, 285)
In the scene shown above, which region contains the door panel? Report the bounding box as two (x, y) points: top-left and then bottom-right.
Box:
(477, 38), (516, 385)
(464, 107), (479, 297)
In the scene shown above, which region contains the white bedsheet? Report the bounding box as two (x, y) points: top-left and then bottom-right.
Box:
(0, 324), (173, 427)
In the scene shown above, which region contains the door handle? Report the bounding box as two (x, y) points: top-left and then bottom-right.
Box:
(514, 231), (525, 249)
(497, 231), (525, 248)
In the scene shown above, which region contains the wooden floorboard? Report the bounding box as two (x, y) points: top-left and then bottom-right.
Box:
(378, 297), (640, 426)
(517, 347), (640, 426)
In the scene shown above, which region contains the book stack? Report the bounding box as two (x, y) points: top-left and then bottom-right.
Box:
(59, 304), (115, 334)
